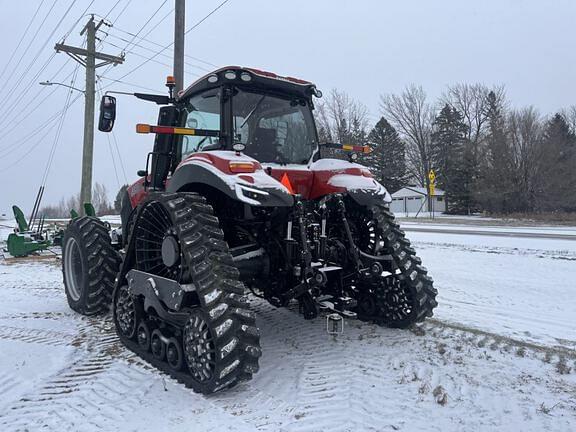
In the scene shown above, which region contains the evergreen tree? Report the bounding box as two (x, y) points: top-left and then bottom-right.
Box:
(477, 91), (516, 213)
(364, 117), (407, 193)
(538, 114), (576, 211)
(430, 104), (468, 213)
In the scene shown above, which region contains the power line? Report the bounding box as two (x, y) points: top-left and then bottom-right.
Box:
(0, 103), (71, 159)
(101, 0), (232, 88)
(101, 39), (200, 77)
(108, 0), (134, 23)
(0, 0), (59, 98)
(102, 0), (123, 20)
(111, 25), (217, 67)
(103, 30), (212, 72)
(60, 0), (96, 42)
(0, 2), (126, 153)
(95, 80), (128, 185)
(0, 0), (79, 111)
(40, 64), (81, 187)
(0, 57), (75, 132)
(0, 93), (82, 170)
(96, 75), (163, 93)
(95, 82), (121, 188)
(98, 0), (171, 79)
(0, 0), (47, 83)
(110, 128), (129, 184)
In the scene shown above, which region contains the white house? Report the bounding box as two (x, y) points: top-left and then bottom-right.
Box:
(390, 186), (446, 215)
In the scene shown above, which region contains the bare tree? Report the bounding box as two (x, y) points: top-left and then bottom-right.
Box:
(315, 89), (369, 143)
(380, 85), (434, 187)
(92, 182), (112, 215)
(507, 107), (542, 210)
(441, 83), (506, 144)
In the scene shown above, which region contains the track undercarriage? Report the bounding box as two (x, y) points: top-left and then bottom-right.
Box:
(107, 191), (437, 393)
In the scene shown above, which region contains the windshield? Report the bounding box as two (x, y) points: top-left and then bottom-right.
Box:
(232, 88), (317, 164)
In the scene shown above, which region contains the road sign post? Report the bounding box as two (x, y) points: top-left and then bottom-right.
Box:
(428, 169), (436, 219)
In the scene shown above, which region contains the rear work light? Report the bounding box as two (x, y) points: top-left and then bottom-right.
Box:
(229, 161), (256, 173)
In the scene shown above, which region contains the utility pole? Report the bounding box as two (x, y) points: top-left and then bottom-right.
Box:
(54, 16), (124, 214)
(174, 0), (186, 93)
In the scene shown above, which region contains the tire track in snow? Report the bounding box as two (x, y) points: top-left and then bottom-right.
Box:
(0, 318), (149, 432)
(412, 240), (576, 261)
(0, 325), (75, 347)
(420, 319), (576, 363)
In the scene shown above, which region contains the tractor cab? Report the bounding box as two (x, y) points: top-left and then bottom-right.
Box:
(176, 67), (321, 166)
(177, 67), (319, 164)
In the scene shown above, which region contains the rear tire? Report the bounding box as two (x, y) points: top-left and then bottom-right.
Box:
(62, 216), (120, 316)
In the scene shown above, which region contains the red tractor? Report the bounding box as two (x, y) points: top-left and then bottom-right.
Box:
(62, 67), (437, 394)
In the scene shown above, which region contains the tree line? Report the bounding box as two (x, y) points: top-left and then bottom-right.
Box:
(316, 84), (576, 215)
(39, 182), (123, 218)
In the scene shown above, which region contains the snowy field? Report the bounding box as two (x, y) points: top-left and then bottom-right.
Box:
(0, 221), (575, 431)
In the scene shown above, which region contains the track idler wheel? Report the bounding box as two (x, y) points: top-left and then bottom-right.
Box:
(151, 329), (166, 361)
(113, 285), (138, 339)
(166, 337), (184, 371)
(137, 321), (152, 351)
(183, 309), (216, 383)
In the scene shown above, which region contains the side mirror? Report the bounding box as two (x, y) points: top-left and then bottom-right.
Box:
(98, 95), (116, 132)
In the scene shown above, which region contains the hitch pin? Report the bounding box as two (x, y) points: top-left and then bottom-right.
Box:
(327, 313), (344, 336)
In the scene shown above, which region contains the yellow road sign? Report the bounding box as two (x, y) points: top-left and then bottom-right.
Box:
(429, 183), (435, 197)
(428, 169), (436, 184)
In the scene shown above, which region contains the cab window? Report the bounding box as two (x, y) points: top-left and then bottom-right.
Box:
(181, 90), (221, 159)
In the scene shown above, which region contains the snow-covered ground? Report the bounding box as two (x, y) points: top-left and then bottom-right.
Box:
(0, 221), (575, 431)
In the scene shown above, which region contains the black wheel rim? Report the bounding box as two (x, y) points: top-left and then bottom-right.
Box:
(359, 277), (415, 324)
(346, 208), (381, 256)
(115, 285), (136, 338)
(183, 311), (216, 382)
(134, 201), (182, 281)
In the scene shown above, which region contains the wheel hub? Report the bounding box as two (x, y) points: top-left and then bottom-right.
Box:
(161, 235), (180, 267)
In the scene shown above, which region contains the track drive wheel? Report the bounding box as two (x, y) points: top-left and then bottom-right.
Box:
(62, 216), (120, 316)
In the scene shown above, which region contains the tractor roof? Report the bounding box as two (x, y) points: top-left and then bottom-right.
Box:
(178, 66), (319, 101)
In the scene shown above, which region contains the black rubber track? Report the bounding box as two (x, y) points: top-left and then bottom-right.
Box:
(62, 216), (120, 316)
(114, 192), (261, 394)
(356, 203), (438, 328)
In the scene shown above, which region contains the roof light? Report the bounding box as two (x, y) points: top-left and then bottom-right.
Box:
(224, 70), (237, 80)
(166, 75), (175, 85)
(232, 142), (246, 153)
(207, 74), (218, 83)
(240, 72), (252, 82)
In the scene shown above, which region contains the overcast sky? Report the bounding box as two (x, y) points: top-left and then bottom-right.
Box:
(0, 0), (575, 214)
